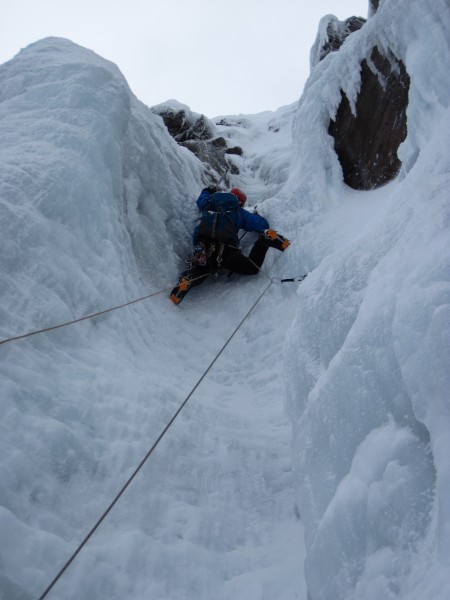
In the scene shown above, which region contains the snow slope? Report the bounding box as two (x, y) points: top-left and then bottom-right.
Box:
(1, 0), (450, 598)
(0, 38), (305, 600)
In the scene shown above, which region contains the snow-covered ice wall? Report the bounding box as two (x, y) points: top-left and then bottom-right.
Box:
(0, 37), (204, 330)
(277, 0), (450, 598)
(0, 37), (209, 599)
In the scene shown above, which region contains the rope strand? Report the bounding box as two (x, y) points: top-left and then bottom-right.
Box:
(37, 277), (273, 600)
(1, 233), (307, 595)
(0, 267), (306, 348)
(0, 275), (207, 347)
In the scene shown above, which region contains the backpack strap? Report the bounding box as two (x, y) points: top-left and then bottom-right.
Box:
(215, 242), (226, 268)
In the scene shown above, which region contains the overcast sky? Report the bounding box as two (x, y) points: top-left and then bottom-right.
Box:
(1, 0), (368, 118)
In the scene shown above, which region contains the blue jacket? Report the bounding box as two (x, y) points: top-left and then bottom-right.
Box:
(193, 188), (269, 244)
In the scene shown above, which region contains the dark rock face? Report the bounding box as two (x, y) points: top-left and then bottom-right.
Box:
(225, 146), (244, 156)
(152, 105), (243, 177)
(328, 46), (410, 190)
(370, 0), (380, 14)
(159, 110), (214, 143)
(319, 16), (366, 62)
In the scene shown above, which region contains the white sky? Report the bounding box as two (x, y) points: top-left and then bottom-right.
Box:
(1, 0), (368, 118)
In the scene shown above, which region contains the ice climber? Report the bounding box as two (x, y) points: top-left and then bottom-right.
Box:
(170, 186), (290, 305)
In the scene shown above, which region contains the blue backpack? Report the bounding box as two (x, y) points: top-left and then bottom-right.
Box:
(198, 192), (240, 242)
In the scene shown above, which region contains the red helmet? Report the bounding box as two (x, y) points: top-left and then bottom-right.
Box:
(231, 187), (247, 206)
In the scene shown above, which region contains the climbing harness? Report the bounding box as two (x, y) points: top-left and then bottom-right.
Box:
(187, 241), (229, 271)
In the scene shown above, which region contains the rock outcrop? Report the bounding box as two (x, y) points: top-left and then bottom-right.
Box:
(152, 101), (242, 179)
(370, 0), (380, 15)
(311, 10), (410, 189)
(157, 109), (214, 143)
(329, 46), (410, 189)
(316, 16), (366, 64)
(310, 15), (366, 68)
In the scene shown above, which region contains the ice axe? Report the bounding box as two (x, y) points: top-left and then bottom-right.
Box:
(215, 167), (229, 188)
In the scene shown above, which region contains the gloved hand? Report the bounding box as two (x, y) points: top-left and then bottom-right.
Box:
(207, 185), (217, 194)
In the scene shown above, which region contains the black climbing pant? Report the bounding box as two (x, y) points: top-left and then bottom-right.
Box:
(180, 237), (270, 291)
(221, 237), (269, 274)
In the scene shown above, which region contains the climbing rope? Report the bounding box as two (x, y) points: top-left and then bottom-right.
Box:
(37, 276), (273, 600)
(6, 245), (307, 596)
(0, 276), (202, 347)
(0, 269), (307, 347)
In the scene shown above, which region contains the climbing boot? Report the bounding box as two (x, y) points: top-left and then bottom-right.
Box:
(170, 276), (192, 305)
(261, 229), (290, 251)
